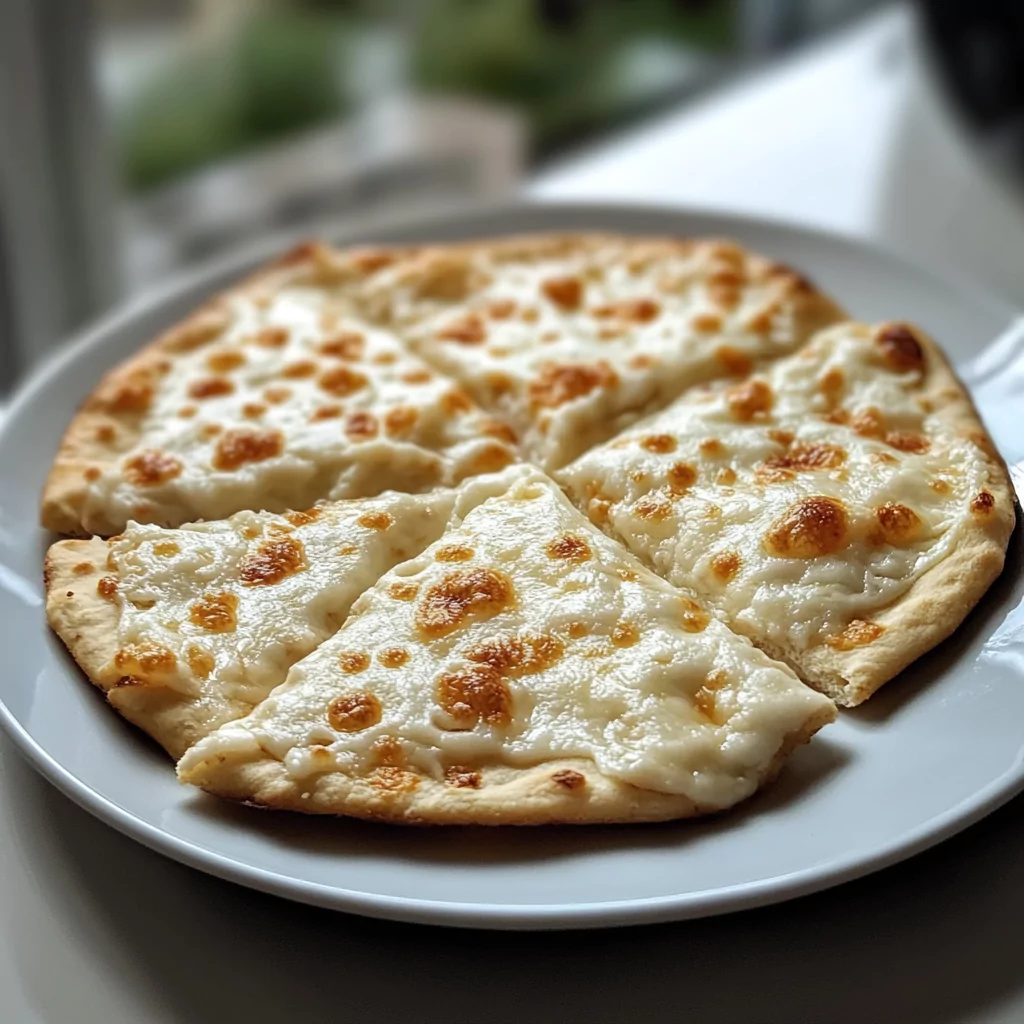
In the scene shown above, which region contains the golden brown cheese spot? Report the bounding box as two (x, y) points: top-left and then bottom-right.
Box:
(484, 371), (515, 397)
(379, 647), (409, 669)
(416, 568), (514, 638)
(123, 450), (184, 487)
(520, 306), (540, 323)
(388, 580), (419, 601)
(205, 350), (245, 373)
(716, 467), (737, 486)
(436, 666), (512, 727)
(239, 537), (305, 585)
(400, 367), (432, 385)
(691, 312), (723, 333)
(72, 561), (94, 576)
(634, 495), (672, 521)
(285, 507), (322, 527)
(242, 402), (267, 419)
(851, 407), (886, 439)
(529, 360), (620, 410)
(336, 542), (358, 555)
(876, 323), (925, 373)
(699, 438), (724, 457)
(153, 541), (179, 557)
(132, 503), (157, 522)
(384, 406), (418, 437)
(680, 598), (710, 633)
(350, 249), (394, 274)
(255, 327), (288, 348)
(94, 424), (117, 443)
(567, 621), (588, 639)
(593, 298), (660, 323)
(187, 376), (234, 400)
(628, 353), (658, 370)
(716, 346), (752, 376)
(546, 533), (591, 562)
(466, 632), (564, 677)
(710, 550), (741, 583)
(319, 366), (368, 397)
(486, 298), (517, 319)
(96, 576), (118, 601)
(338, 650), (371, 674)
(540, 275), (583, 311)
(319, 332), (365, 360)
(372, 735), (404, 768)
(344, 411), (379, 441)
(765, 496), (849, 558)
(328, 691), (381, 732)
(108, 378), (154, 414)
(694, 669), (730, 725)
(971, 490), (996, 517)
(640, 434), (677, 454)
(436, 544), (475, 563)
(357, 510), (393, 532)
(200, 423), (224, 440)
(875, 502), (922, 545)
(767, 429), (795, 447)
(886, 432), (930, 454)
(437, 313), (486, 345)
(471, 443), (516, 475)
(262, 386), (291, 406)
(281, 360), (317, 379)
(827, 619), (885, 651)
(709, 283), (741, 310)
(726, 379), (774, 422)
(440, 388), (474, 416)
(930, 478), (952, 494)
(212, 428), (283, 470)
(189, 592), (238, 633)
(113, 642), (177, 678)
(551, 769), (586, 790)
(819, 367), (845, 402)
(187, 645), (214, 679)
(445, 766), (481, 788)
(177, 405), (198, 419)
(764, 442), (846, 473)
(612, 622), (639, 648)
(667, 462), (698, 495)
(481, 419), (518, 445)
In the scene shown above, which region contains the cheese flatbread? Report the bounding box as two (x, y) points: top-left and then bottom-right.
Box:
(177, 468), (835, 824)
(368, 234), (845, 469)
(559, 321), (1015, 705)
(45, 489), (455, 756)
(42, 243), (516, 537)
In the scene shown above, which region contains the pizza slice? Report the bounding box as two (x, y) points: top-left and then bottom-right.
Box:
(559, 321), (1016, 706)
(177, 467), (834, 825)
(42, 243), (516, 537)
(45, 489), (455, 757)
(368, 234), (845, 470)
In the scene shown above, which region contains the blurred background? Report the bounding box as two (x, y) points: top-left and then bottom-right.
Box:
(1, 0), (1023, 391)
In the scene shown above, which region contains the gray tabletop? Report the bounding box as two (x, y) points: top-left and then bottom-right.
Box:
(3, 729), (1023, 1024)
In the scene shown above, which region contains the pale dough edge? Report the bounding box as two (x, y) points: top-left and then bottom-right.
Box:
(176, 703), (835, 826)
(44, 538), (250, 759)
(761, 325), (1016, 706)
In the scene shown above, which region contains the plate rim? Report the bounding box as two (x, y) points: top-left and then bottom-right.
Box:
(2, 199), (1022, 930)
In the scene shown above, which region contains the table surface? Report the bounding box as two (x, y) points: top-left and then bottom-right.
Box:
(6, 6), (1024, 1022)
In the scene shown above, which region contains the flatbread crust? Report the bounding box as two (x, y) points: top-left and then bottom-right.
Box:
(44, 491), (456, 758)
(45, 539), (246, 757)
(174, 720), (830, 826)
(178, 467), (835, 824)
(41, 242), (515, 537)
(559, 321), (1015, 706)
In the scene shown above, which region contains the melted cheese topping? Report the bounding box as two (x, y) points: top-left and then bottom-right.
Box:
(109, 490), (454, 709)
(178, 468), (832, 809)
(559, 322), (999, 649)
(378, 239), (838, 469)
(83, 284), (516, 529)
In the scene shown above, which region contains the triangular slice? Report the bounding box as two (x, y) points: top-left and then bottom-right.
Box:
(559, 321), (1015, 705)
(42, 243), (516, 536)
(177, 467), (834, 825)
(45, 489), (455, 757)
(368, 234), (845, 470)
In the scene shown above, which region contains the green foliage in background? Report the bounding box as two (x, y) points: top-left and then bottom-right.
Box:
(120, 11), (349, 191)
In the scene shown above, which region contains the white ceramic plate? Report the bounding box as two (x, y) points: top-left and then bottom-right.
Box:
(2, 202), (1023, 931)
